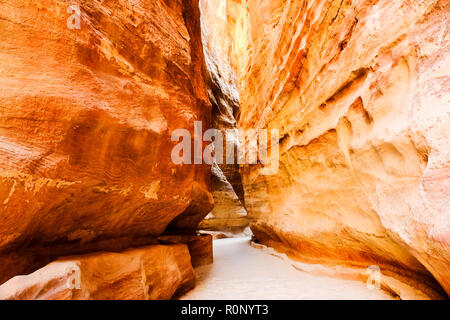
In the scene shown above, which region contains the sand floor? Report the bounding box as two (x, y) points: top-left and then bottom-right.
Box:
(181, 238), (392, 300)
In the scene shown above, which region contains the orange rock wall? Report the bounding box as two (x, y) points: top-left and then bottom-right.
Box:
(0, 0), (213, 284)
(202, 0), (450, 297)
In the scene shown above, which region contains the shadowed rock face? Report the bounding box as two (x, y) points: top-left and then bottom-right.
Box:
(0, 0), (213, 284)
(201, 0), (449, 297)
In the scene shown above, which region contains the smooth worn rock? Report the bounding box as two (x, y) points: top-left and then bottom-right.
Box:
(0, 0), (213, 284)
(0, 244), (195, 300)
(202, 0), (450, 297)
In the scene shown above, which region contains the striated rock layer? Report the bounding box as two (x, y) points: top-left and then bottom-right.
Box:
(202, 0), (450, 297)
(0, 0), (213, 285)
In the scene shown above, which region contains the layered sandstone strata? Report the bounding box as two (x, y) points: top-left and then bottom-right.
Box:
(202, 0), (449, 297)
(0, 0), (213, 286)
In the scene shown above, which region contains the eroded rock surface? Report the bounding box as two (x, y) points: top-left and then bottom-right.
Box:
(202, 0), (450, 297)
(0, 244), (195, 300)
(0, 0), (213, 284)
(199, 164), (249, 233)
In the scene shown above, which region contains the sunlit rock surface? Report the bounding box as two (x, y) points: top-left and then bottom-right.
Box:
(0, 244), (195, 300)
(199, 0), (249, 234)
(0, 0), (213, 285)
(202, 0), (449, 297)
(200, 164), (250, 233)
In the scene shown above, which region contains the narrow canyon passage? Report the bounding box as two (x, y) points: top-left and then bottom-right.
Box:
(0, 0), (447, 301)
(181, 238), (391, 300)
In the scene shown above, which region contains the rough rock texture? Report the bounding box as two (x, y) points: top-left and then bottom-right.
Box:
(0, 244), (195, 300)
(0, 0), (213, 284)
(202, 0), (450, 297)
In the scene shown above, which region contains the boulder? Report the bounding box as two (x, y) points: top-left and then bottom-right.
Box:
(0, 244), (195, 300)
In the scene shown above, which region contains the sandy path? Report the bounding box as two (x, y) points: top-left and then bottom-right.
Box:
(181, 238), (391, 300)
